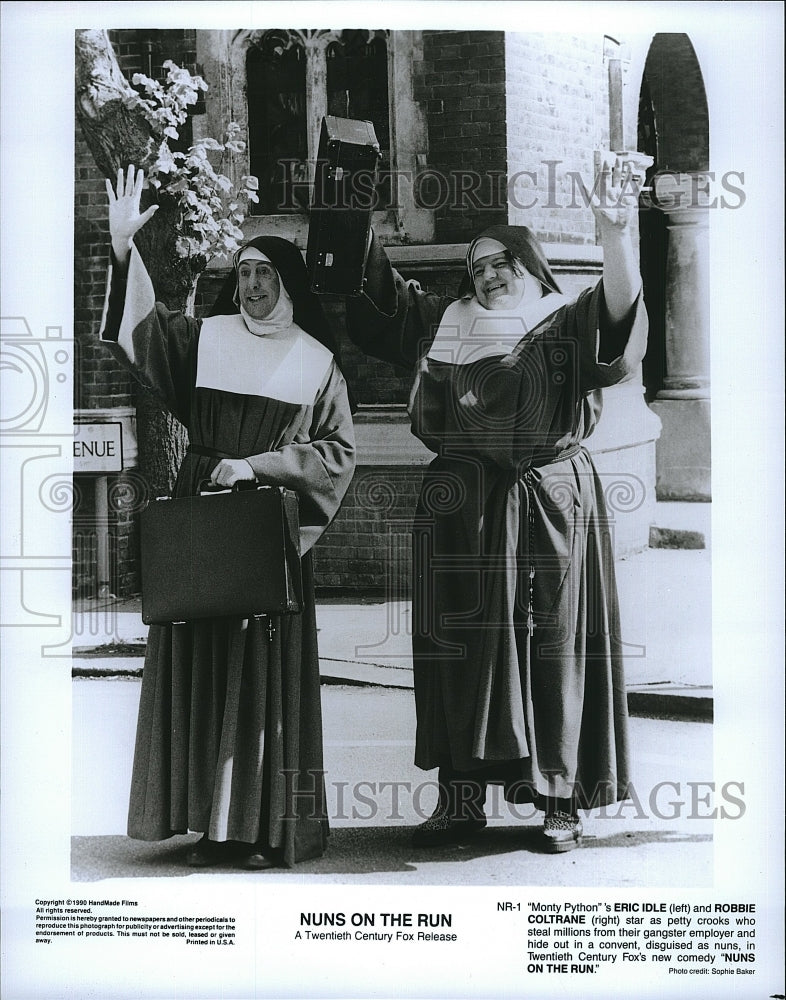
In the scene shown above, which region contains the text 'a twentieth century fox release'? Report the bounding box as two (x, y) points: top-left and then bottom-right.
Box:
(295, 911), (457, 944)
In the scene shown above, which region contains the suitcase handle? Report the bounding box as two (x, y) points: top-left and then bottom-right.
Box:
(196, 479), (259, 496)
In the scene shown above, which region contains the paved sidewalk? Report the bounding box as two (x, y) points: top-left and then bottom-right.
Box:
(71, 682), (713, 887)
(73, 503), (712, 720)
(69, 504), (715, 885)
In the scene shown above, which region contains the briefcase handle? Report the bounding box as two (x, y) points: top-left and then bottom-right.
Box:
(196, 479), (260, 496)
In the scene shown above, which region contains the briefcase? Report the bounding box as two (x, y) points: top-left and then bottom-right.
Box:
(140, 485), (302, 625)
(306, 115), (381, 296)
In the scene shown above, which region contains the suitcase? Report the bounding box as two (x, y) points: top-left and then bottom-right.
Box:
(140, 484), (302, 625)
(306, 116), (381, 296)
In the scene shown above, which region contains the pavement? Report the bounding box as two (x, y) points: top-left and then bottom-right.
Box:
(73, 501), (713, 721)
(69, 502), (714, 886)
(71, 684), (713, 887)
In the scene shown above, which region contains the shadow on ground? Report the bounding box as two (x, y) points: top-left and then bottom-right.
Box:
(72, 825), (712, 884)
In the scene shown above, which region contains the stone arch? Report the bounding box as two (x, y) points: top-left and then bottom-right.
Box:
(637, 33), (711, 499)
(641, 33), (709, 172)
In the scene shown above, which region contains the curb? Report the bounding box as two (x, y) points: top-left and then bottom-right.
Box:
(626, 684), (713, 722)
(648, 526), (706, 550)
(72, 649), (713, 721)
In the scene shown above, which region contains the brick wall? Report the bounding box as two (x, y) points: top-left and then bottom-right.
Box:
(312, 465), (425, 597)
(416, 32), (509, 242)
(505, 33), (607, 243)
(108, 28), (198, 91)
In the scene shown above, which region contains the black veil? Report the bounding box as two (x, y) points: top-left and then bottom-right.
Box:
(457, 225), (563, 298)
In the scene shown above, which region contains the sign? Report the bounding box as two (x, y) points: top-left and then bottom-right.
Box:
(73, 421), (123, 473)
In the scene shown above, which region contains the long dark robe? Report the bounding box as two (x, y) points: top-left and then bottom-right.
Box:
(347, 234), (647, 808)
(100, 248), (355, 865)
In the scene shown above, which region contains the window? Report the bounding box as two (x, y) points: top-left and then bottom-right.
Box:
(326, 31), (390, 147)
(197, 29), (433, 244)
(247, 38), (308, 214)
(245, 29), (391, 216)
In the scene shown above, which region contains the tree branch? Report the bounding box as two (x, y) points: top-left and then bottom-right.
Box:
(75, 29), (154, 178)
(75, 29), (189, 496)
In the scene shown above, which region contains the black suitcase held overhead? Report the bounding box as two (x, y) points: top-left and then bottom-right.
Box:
(306, 116), (381, 296)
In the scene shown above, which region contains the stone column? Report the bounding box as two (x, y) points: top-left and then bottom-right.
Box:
(649, 182), (711, 500)
(304, 37), (328, 185)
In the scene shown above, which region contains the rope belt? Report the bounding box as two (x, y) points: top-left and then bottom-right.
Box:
(522, 443), (583, 635)
(529, 443), (582, 469)
(187, 444), (237, 460)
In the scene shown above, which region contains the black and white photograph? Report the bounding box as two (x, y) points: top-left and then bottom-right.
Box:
(1, 2), (783, 998)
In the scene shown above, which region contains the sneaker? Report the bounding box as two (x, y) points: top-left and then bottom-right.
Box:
(541, 811), (583, 853)
(411, 806), (487, 848)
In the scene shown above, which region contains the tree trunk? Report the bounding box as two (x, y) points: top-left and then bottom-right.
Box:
(75, 29), (196, 497)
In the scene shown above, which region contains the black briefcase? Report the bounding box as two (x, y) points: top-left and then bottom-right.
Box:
(306, 115), (381, 296)
(140, 485), (302, 625)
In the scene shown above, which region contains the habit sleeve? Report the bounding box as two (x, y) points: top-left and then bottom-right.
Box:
(98, 245), (198, 426)
(245, 362), (356, 554)
(574, 280), (648, 391)
(345, 233), (455, 368)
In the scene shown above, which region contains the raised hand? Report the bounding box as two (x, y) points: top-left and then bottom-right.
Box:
(587, 153), (643, 236)
(106, 165), (159, 265)
(582, 153), (644, 321)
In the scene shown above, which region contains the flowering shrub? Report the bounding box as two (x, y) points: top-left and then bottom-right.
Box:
(131, 60), (258, 263)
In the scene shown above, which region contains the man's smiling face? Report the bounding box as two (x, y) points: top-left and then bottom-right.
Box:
(238, 260), (281, 320)
(471, 252), (527, 310)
